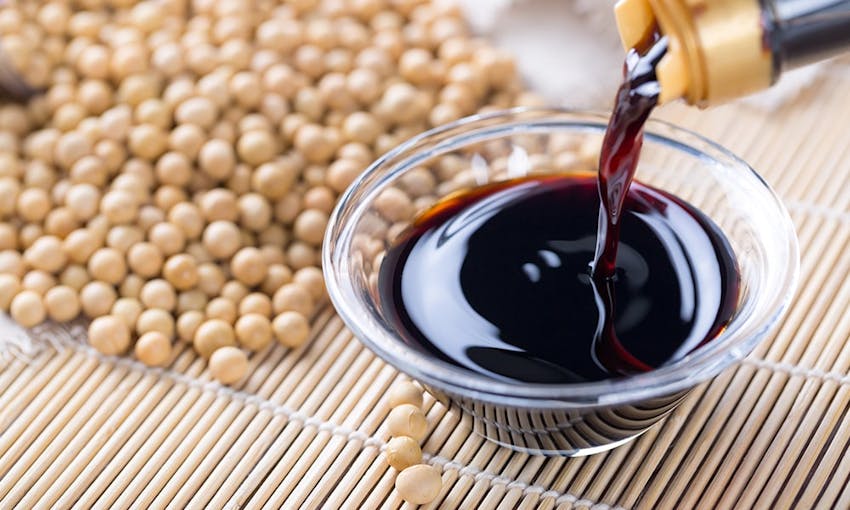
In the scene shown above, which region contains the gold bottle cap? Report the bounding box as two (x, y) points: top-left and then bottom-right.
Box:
(614, 0), (774, 105)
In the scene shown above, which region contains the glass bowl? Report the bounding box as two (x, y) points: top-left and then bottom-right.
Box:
(323, 108), (799, 456)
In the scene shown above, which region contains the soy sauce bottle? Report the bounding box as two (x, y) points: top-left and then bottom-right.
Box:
(614, 0), (850, 105)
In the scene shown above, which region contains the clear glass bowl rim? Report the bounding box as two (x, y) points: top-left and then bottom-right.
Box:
(323, 107), (800, 407)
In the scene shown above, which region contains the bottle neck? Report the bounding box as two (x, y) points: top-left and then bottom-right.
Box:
(765, 0), (850, 72)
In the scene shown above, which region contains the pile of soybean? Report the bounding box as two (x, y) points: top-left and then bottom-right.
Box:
(0, 0), (529, 385)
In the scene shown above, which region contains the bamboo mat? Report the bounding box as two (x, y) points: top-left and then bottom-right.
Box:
(2, 70), (850, 509)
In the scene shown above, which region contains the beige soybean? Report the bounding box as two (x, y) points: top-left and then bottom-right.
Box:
(177, 289), (208, 313)
(177, 310), (205, 342)
(202, 221), (241, 259)
(106, 225), (144, 253)
(239, 292), (272, 317)
(80, 281), (117, 318)
(302, 186), (335, 214)
(138, 206), (166, 232)
(63, 229), (100, 264)
(272, 283), (315, 317)
(200, 188), (239, 222)
(230, 247), (268, 286)
(199, 139), (236, 180)
(293, 267), (326, 301)
(293, 208), (328, 245)
(59, 264), (90, 291)
(194, 319), (237, 358)
(0, 223), (16, 251)
(237, 130), (277, 166)
(44, 285), (80, 321)
(0, 250), (25, 278)
(140, 279), (177, 311)
(100, 189), (138, 224)
(395, 465), (442, 505)
(252, 160), (298, 199)
(259, 244), (286, 265)
(111, 297), (143, 328)
(148, 222), (186, 256)
(272, 310), (310, 348)
(386, 404), (428, 441)
(235, 313), (273, 351)
(22, 270), (57, 296)
(88, 315), (131, 355)
(237, 193), (272, 232)
(209, 345), (248, 384)
(120, 274), (145, 299)
(87, 247), (127, 284)
(385, 436), (422, 471)
(127, 242), (164, 277)
(176, 97), (218, 128)
(168, 202), (204, 239)
(388, 381), (424, 409)
(153, 185), (186, 211)
(136, 308), (175, 338)
(65, 183), (101, 220)
(19, 225), (44, 251)
(10, 290), (47, 328)
(162, 253), (198, 290)
(0, 274), (21, 311)
(135, 331), (172, 366)
(205, 297), (237, 324)
(197, 263), (226, 297)
(262, 264), (293, 295)
(24, 235), (66, 273)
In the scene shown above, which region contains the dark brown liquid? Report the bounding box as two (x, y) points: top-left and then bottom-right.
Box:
(377, 35), (740, 383)
(378, 174), (739, 383)
(593, 36), (668, 278)
(590, 35), (671, 373)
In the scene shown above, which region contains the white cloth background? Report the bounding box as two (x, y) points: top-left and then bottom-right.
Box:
(458, 0), (834, 111)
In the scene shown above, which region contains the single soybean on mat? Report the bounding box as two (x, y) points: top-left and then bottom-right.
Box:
(1, 0), (850, 509)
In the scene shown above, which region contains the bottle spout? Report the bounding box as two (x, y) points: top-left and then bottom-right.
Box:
(655, 44), (688, 104)
(614, 0), (686, 105)
(614, 0), (655, 52)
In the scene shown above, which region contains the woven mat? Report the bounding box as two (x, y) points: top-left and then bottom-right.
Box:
(2, 70), (850, 510)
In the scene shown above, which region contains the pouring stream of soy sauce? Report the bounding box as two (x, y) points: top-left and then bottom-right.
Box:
(591, 34), (668, 374)
(593, 34), (668, 277)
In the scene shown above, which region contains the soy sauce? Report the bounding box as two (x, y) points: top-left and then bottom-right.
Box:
(378, 36), (740, 384)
